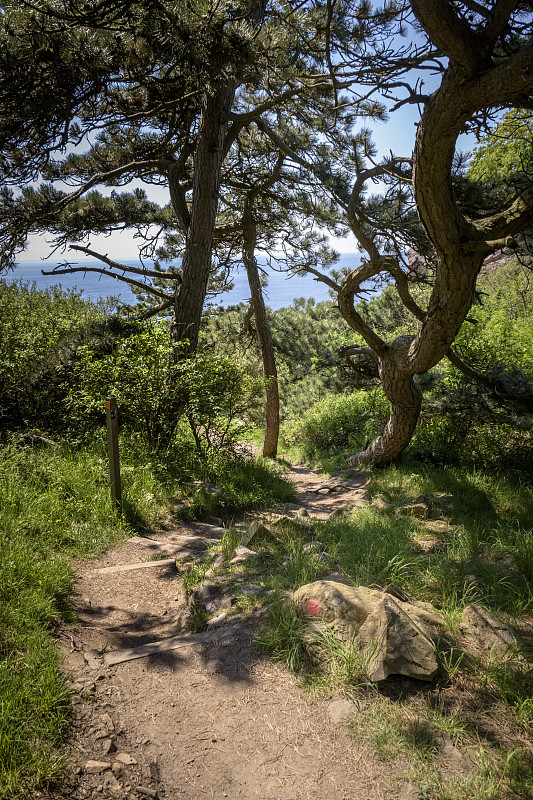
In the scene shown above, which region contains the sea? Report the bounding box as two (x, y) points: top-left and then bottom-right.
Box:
(6, 253), (363, 311)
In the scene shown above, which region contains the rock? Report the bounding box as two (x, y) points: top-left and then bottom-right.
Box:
(192, 583), (231, 614)
(382, 584), (411, 603)
(323, 572), (352, 585)
(416, 535), (445, 554)
(399, 502), (429, 519)
(84, 761), (111, 774)
(230, 546), (260, 564)
(239, 584), (263, 595)
(83, 649), (104, 670)
(103, 772), (123, 794)
(292, 580), (445, 681)
(100, 713), (115, 732)
(101, 738), (116, 755)
(295, 507), (310, 518)
(459, 604), (520, 654)
(241, 520), (276, 547)
(203, 515), (223, 527)
(206, 611), (228, 628)
(326, 698), (358, 723)
(358, 596), (439, 682)
(372, 497), (392, 510)
(327, 503), (353, 520)
(114, 753), (138, 766)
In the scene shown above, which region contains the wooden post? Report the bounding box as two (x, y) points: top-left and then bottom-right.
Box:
(105, 396), (122, 508)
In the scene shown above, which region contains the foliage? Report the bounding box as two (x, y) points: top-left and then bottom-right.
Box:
(68, 320), (264, 451)
(281, 388), (389, 457)
(469, 109), (533, 191)
(0, 280), (116, 431)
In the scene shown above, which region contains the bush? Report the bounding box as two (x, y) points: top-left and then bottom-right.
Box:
(282, 388), (389, 456)
(0, 280), (115, 431)
(68, 322), (264, 451)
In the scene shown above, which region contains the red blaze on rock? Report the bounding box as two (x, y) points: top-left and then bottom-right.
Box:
(304, 597), (324, 617)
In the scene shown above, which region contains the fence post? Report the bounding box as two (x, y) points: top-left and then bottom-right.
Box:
(105, 396), (122, 508)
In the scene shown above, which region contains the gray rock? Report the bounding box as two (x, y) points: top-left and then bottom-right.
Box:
(114, 753), (138, 765)
(241, 520), (276, 547)
(230, 545), (260, 564)
(84, 760), (111, 774)
(358, 596), (439, 682)
(103, 772), (123, 794)
(327, 503), (352, 520)
(459, 604), (520, 654)
(292, 580), (444, 682)
(101, 738), (116, 755)
(326, 698), (358, 723)
(372, 497), (392, 510)
(192, 583), (230, 614)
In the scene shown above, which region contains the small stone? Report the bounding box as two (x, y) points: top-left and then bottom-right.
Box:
(206, 611), (228, 627)
(101, 738), (116, 755)
(136, 787), (158, 798)
(114, 753), (138, 765)
(327, 698), (358, 723)
(100, 713), (114, 732)
(241, 520), (276, 547)
(84, 760), (111, 774)
(327, 503), (352, 520)
(94, 730), (109, 741)
(111, 762), (124, 776)
(103, 772), (123, 794)
(323, 572), (351, 585)
(460, 604), (520, 654)
(230, 546), (259, 564)
(303, 541), (323, 553)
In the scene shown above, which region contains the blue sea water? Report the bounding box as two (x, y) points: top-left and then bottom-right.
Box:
(7, 253), (362, 310)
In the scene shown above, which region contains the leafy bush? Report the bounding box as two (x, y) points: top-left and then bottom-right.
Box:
(282, 388), (389, 456)
(0, 280), (115, 431)
(68, 322), (264, 451)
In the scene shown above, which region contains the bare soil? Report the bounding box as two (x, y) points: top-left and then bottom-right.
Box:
(47, 464), (418, 800)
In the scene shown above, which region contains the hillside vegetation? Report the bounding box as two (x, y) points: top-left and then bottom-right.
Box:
(0, 259), (532, 798)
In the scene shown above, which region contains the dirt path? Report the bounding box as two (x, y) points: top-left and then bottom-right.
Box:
(51, 464), (411, 800)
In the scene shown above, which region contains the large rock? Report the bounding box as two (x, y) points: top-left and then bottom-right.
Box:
(292, 580), (445, 682)
(459, 604), (520, 654)
(358, 596), (439, 682)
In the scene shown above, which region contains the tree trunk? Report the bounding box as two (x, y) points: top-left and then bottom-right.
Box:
(353, 335), (423, 467)
(242, 214), (280, 458)
(170, 83), (236, 354)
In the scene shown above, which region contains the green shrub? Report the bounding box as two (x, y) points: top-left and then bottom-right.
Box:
(0, 280), (115, 431)
(68, 322), (264, 451)
(282, 388), (389, 456)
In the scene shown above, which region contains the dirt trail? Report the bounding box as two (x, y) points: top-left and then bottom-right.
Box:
(51, 464), (410, 800)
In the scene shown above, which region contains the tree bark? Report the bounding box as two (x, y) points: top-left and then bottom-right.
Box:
(242, 212), (279, 458)
(170, 82), (236, 354)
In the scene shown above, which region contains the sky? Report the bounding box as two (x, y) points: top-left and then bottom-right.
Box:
(21, 37), (470, 265)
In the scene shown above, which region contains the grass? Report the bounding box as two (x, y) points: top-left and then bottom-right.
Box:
(0, 430), (295, 799)
(248, 456), (533, 800)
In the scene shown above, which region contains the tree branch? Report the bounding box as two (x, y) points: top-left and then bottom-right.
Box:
(41, 265), (174, 301)
(409, 0), (486, 72)
(67, 245), (181, 282)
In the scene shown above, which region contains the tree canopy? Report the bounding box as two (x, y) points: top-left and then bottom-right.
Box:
(1, 0), (533, 465)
